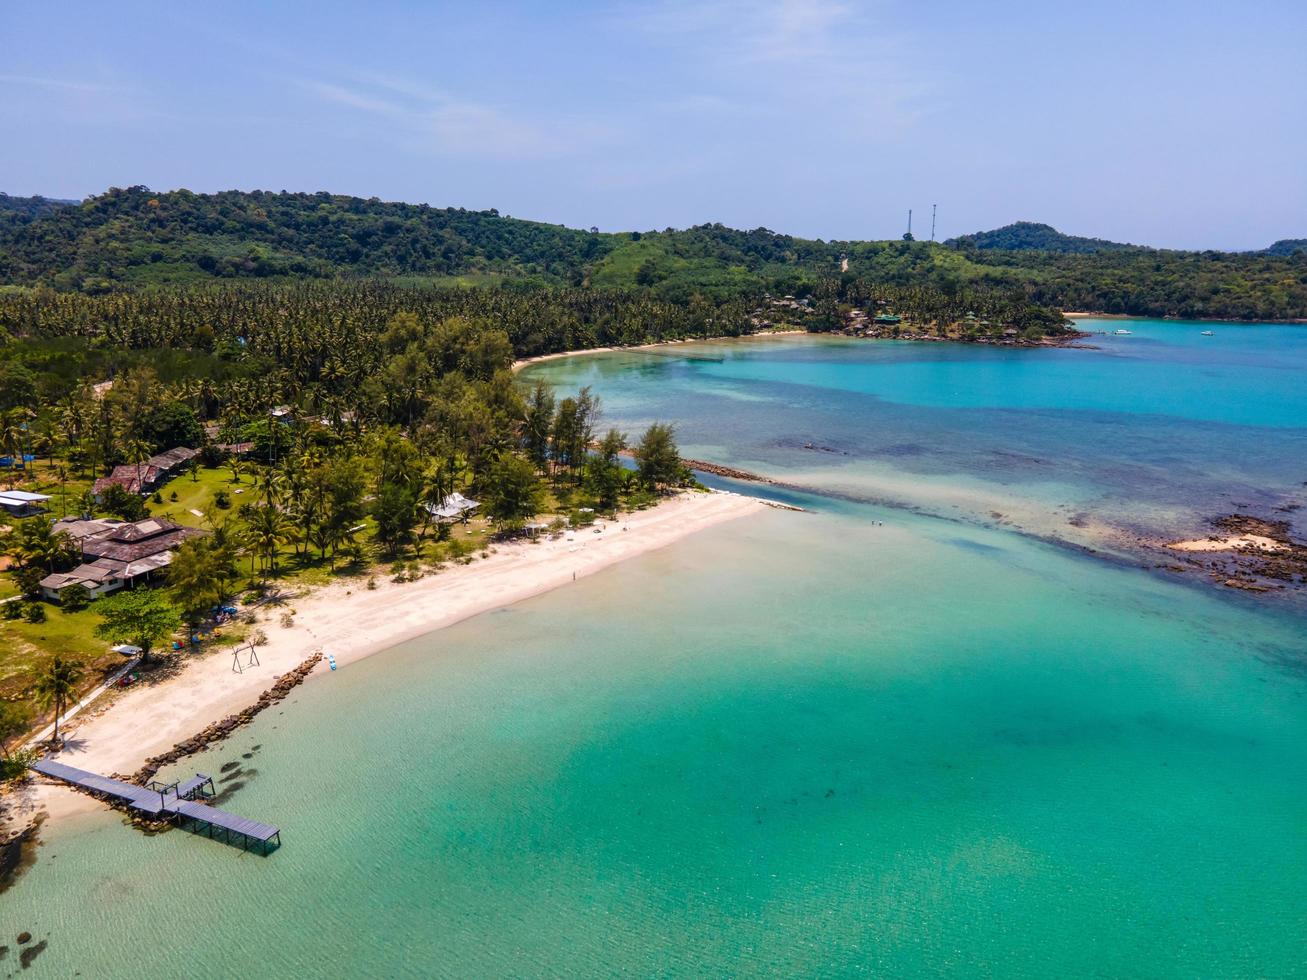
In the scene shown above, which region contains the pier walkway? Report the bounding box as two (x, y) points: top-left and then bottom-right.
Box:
(32, 758), (281, 854)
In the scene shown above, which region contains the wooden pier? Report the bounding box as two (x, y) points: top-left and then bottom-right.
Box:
(33, 758), (281, 855)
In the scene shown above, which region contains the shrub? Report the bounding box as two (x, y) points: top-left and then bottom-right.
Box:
(0, 749), (36, 783)
(214, 489), (231, 509)
(2, 600), (23, 621)
(23, 602), (46, 624)
(101, 483), (147, 521)
(152, 491), (164, 504)
(13, 566), (44, 598)
(60, 584), (92, 612)
(279, 612), (294, 629)
(169, 490), (179, 502)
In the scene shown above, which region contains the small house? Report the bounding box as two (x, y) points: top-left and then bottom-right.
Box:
(92, 446), (199, 500)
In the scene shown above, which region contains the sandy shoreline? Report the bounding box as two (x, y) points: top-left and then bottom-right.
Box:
(8, 490), (763, 831)
(512, 331), (805, 371)
(1066, 312), (1307, 325)
(1168, 534), (1288, 554)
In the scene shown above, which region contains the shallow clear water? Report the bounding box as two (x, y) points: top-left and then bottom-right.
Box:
(7, 325), (1307, 977)
(524, 321), (1307, 550)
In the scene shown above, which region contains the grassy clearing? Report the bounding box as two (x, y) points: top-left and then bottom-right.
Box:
(0, 601), (113, 701)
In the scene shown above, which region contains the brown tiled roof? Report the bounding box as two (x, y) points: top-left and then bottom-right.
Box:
(51, 517), (116, 541)
(147, 447), (199, 470)
(93, 464), (161, 496)
(80, 517), (204, 563)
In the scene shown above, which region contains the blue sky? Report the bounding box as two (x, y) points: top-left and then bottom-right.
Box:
(2, 0), (1304, 249)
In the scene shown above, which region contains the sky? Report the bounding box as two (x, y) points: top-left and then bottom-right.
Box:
(2, 0), (1304, 250)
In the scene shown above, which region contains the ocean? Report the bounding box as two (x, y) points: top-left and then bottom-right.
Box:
(6, 321), (1306, 977)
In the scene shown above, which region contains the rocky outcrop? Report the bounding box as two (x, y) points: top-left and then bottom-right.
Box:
(121, 652), (323, 785)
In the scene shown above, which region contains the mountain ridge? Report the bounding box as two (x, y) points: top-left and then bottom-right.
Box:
(0, 186), (1303, 320)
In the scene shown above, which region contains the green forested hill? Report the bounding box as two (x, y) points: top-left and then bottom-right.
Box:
(0, 186), (610, 290)
(1264, 239), (1307, 257)
(0, 186), (1304, 319)
(944, 221), (1138, 253)
(0, 192), (78, 227)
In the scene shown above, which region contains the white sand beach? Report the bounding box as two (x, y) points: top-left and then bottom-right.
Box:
(1168, 534), (1288, 554)
(511, 331), (806, 372)
(11, 490), (763, 829)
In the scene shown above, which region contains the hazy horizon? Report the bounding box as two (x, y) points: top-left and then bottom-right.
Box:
(3, 0), (1304, 250)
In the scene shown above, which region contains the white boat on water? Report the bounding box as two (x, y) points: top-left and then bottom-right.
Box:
(1201, 330), (1214, 336)
(1113, 329), (1133, 335)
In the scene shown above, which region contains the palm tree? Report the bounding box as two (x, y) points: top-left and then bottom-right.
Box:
(418, 460), (453, 542)
(1, 409), (25, 489)
(11, 518), (74, 575)
(32, 657), (85, 747)
(123, 437), (153, 496)
(244, 504), (293, 576)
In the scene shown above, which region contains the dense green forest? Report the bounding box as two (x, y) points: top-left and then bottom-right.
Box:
(944, 221), (1140, 253)
(1264, 239), (1307, 257)
(1, 186), (1304, 319)
(0, 192), (78, 228)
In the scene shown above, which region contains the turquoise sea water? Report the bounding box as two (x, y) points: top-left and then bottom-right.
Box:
(6, 323), (1306, 977)
(526, 320), (1307, 558)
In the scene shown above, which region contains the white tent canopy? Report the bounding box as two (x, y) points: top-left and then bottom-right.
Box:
(423, 492), (479, 520)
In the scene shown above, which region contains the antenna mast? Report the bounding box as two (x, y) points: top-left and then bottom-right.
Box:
(931, 204), (937, 242)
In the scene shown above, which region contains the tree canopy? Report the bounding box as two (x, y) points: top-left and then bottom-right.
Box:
(0, 186), (1302, 319)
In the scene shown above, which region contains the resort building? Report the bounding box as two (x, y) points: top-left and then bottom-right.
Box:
(203, 426), (255, 456)
(0, 489), (52, 516)
(39, 516), (205, 602)
(92, 446), (199, 499)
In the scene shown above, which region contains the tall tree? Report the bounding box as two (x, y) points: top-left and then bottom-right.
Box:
(32, 657), (85, 746)
(6, 517), (75, 575)
(168, 537), (238, 627)
(484, 455), (544, 530)
(94, 590), (183, 663)
(523, 382), (556, 471)
(243, 504), (293, 575)
(372, 482), (420, 555)
(634, 423), (684, 492)
(587, 428), (628, 511)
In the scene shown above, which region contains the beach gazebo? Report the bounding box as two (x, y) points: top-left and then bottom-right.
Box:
(423, 492), (480, 524)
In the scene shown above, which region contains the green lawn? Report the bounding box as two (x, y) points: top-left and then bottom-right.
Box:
(147, 462), (246, 529)
(0, 601), (120, 702)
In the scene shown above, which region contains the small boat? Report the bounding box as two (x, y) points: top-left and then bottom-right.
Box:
(1113, 329), (1133, 336)
(1200, 330), (1213, 336)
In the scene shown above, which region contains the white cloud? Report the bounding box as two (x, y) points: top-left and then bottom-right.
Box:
(0, 73), (125, 94)
(297, 74), (611, 160)
(623, 0), (936, 132)
(302, 81), (402, 116)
